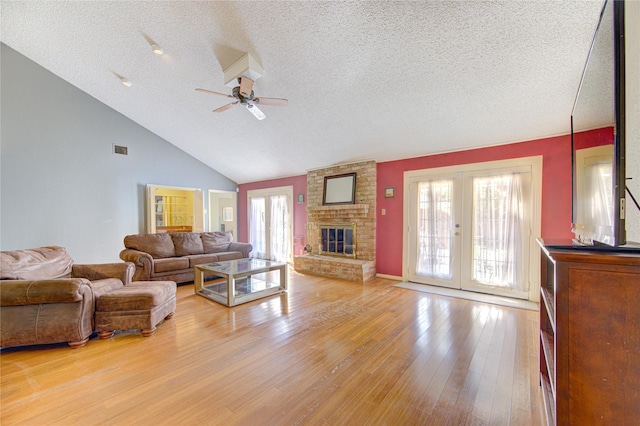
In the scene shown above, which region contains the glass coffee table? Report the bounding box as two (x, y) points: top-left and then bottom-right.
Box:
(194, 258), (287, 307)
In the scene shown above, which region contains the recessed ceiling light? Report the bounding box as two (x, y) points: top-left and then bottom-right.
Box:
(142, 33), (164, 55)
(118, 76), (132, 87)
(113, 72), (132, 87)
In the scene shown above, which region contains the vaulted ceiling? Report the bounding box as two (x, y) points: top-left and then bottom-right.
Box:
(1, 1), (603, 183)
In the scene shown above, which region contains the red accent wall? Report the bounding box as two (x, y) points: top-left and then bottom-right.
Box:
(238, 133), (578, 278)
(376, 134), (574, 277)
(237, 175), (308, 256)
(573, 126), (614, 150)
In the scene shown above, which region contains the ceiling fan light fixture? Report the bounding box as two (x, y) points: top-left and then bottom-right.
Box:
(246, 104), (266, 120)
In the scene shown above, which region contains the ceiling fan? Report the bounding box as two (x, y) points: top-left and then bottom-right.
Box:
(195, 76), (288, 120)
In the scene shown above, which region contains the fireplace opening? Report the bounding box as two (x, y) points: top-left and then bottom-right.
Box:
(319, 223), (356, 258)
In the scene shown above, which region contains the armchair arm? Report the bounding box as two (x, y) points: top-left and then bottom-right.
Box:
(71, 262), (135, 285)
(119, 249), (153, 281)
(0, 278), (92, 306)
(228, 242), (253, 258)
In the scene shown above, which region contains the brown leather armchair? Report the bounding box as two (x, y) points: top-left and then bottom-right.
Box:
(1, 246), (134, 348)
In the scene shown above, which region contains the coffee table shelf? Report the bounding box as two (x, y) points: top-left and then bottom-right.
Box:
(194, 258), (287, 307)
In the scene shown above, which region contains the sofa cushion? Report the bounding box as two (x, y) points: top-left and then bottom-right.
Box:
(187, 254), (219, 268)
(0, 246), (73, 280)
(96, 281), (176, 311)
(201, 232), (232, 253)
(171, 233), (204, 256)
(153, 257), (189, 273)
(124, 234), (175, 259)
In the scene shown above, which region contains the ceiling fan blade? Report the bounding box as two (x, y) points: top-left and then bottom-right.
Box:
(239, 77), (254, 97)
(195, 88), (233, 98)
(246, 104), (266, 120)
(213, 101), (238, 113)
(253, 97), (288, 106)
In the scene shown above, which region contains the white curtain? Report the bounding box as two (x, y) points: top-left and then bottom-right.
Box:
(585, 161), (613, 232)
(249, 197), (266, 258)
(269, 195), (290, 262)
(416, 179), (454, 279)
(471, 174), (525, 290)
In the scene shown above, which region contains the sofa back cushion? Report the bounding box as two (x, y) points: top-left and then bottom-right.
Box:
(123, 234), (175, 259)
(171, 233), (204, 256)
(0, 246), (73, 280)
(201, 232), (232, 253)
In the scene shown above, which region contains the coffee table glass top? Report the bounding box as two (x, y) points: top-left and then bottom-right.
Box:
(194, 258), (287, 307)
(197, 258), (283, 275)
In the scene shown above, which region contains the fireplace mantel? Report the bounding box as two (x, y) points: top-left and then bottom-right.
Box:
(307, 204), (369, 219)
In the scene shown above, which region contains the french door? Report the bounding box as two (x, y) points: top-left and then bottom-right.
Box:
(406, 159), (540, 300)
(407, 173), (463, 289)
(247, 186), (293, 263)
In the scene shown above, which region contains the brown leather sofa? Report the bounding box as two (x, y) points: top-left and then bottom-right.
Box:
(119, 232), (252, 284)
(0, 246), (134, 348)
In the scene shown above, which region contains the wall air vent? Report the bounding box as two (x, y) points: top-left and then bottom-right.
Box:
(113, 145), (128, 155)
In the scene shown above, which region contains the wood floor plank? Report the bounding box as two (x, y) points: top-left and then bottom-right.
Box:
(421, 301), (494, 424)
(502, 309), (543, 426)
(469, 305), (510, 424)
(1, 270), (543, 425)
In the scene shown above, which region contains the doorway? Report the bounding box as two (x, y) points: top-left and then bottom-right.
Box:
(208, 189), (237, 236)
(247, 186), (294, 263)
(146, 184), (204, 233)
(404, 157), (542, 301)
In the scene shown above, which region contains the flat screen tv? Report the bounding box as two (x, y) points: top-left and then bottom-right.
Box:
(571, 0), (626, 246)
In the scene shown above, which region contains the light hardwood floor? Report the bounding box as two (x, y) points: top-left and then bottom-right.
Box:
(1, 269), (544, 425)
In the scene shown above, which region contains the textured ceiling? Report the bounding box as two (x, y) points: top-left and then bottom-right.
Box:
(1, 1), (604, 184)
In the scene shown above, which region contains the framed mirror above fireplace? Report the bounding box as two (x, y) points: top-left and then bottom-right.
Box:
(323, 172), (357, 205)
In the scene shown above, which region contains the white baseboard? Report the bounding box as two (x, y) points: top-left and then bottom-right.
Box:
(375, 273), (403, 281)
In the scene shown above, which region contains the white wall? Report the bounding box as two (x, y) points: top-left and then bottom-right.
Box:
(0, 44), (237, 262)
(626, 1), (640, 243)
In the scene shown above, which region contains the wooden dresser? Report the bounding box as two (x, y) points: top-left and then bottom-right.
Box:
(538, 239), (640, 425)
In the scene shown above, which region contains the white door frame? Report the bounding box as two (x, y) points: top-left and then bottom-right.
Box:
(146, 184), (204, 234)
(403, 156), (543, 302)
(208, 189), (237, 235)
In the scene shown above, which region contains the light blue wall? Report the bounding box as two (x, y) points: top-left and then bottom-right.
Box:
(1, 44), (237, 262)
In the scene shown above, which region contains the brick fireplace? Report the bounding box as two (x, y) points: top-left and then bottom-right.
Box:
(294, 160), (376, 281)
